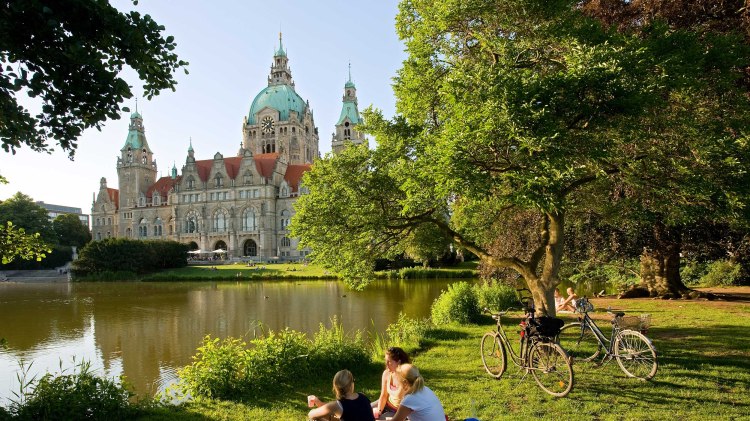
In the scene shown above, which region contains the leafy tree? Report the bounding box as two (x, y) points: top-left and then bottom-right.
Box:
(404, 223), (452, 267)
(0, 221), (51, 264)
(292, 0), (750, 312)
(53, 213), (91, 248)
(0, 192), (55, 243)
(0, 0), (188, 157)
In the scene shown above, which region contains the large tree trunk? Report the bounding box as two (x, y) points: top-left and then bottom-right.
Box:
(528, 211), (565, 317)
(636, 223), (690, 298)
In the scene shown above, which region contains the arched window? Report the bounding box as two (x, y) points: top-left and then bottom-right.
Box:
(281, 237), (291, 247)
(106, 231), (111, 238)
(243, 170), (253, 185)
(280, 209), (291, 230)
(154, 217), (163, 236)
(96, 232), (102, 240)
(152, 192), (161, 206)
(107, 217), (112, 225)
(243, 209), (257, 231)
(213, 209), (228, 232)
(280, 186), (289, 197)
(186, 176), (195, 190)
(126, 227), (132, 238)
(215, 173), (224, 188)
(139, 218), (148, 237)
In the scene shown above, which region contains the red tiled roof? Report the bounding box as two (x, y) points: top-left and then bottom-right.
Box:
(253, 153), (279, 178)
(106, 188), (119, 209)
(284, 164), (311, 192)
(147, 176), (180, 198)
(193, 156), (246, 182)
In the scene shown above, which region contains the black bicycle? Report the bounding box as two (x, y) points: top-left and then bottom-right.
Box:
(480, 291), (573, 397)
(557, 296), (658, 380)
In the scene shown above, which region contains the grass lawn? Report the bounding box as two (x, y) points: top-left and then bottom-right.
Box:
(137, 289), (750, 420)
(140, 261), (479, 281)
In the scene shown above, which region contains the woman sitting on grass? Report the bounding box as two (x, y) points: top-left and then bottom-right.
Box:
(307, 369), (375, 421)
(372, 346), (410, 419)
(390, 364), (446, 421)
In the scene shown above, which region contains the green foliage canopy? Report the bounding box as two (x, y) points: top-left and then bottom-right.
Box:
(0, 192), (54, 242)
(0, 221), (50, 264)
(53, 213), (91, 248)
(291, 0), (750, 310)
(0, 0), (188, 157)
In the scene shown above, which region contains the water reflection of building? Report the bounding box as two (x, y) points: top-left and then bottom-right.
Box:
(91, 35), (365, 261)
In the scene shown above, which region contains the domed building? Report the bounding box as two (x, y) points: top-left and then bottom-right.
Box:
(90, 36), (362, 261)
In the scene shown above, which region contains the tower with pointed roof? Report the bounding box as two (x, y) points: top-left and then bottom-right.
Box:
(332, 64), (365, 153)
(117, 111), (157, 209)
(242, 34), (319, 164)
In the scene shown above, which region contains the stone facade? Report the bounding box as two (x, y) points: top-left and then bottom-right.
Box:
(90, 36), (361, 261)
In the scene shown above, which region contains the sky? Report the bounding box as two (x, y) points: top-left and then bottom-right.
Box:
(0, 0), (406, 216)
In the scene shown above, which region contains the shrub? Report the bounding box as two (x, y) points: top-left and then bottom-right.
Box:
(474, 282), (518, 312)
(680, 259), (709, 286)
(9, 361), (135, 420)
(431, 281), (480, 325)
(178, 324), (371, 401)
(177, 336), (251, 401)
(310, 318), (369, 375)
(73, 238), (188, 277)
(700, 260), (742, 287)
(248, 328), (311, 388)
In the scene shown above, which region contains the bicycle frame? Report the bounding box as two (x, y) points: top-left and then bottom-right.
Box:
(573, 304), (627, 361)
(493, 314), (530, 368)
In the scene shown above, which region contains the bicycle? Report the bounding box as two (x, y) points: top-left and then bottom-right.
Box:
(557, 296), (658, 380)
(480, 291), (574, 397)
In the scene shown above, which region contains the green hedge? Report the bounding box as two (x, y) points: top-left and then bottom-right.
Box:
(72, 238), (188, 277)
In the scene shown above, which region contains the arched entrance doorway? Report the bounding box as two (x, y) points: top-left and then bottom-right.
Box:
(243, 239), (257, 257)
(213, 240), (227, 251)
(188, 241), (199, 251)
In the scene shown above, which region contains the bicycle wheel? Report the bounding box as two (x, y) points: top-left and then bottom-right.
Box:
(529, 341), (574, 397)
(614, 330), (658, 380)
(557, 322), (601, 362)
(480, 332), (506, 378)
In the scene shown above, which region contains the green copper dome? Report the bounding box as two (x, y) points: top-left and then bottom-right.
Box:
(247, 85), (306, 124)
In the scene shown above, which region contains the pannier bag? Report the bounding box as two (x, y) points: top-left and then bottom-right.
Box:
(527, 316), (564, 338)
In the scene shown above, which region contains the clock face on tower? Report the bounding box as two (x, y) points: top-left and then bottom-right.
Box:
(261, 116), (275, 133)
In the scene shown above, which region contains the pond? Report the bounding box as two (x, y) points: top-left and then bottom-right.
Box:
(0, 279), (459, 404)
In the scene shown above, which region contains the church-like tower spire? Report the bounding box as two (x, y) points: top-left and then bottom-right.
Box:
(332, 63), (364, 153)
(117, 110), (157, 209)
(268, 32), (294, 87)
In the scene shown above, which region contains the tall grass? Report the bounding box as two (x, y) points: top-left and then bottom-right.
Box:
(5, 359), (140, 420)
(177, 318), (372, 402)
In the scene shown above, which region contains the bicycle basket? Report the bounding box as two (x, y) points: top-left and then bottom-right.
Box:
(527, 316), (564, 339)
(615, 314), (651, 334)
